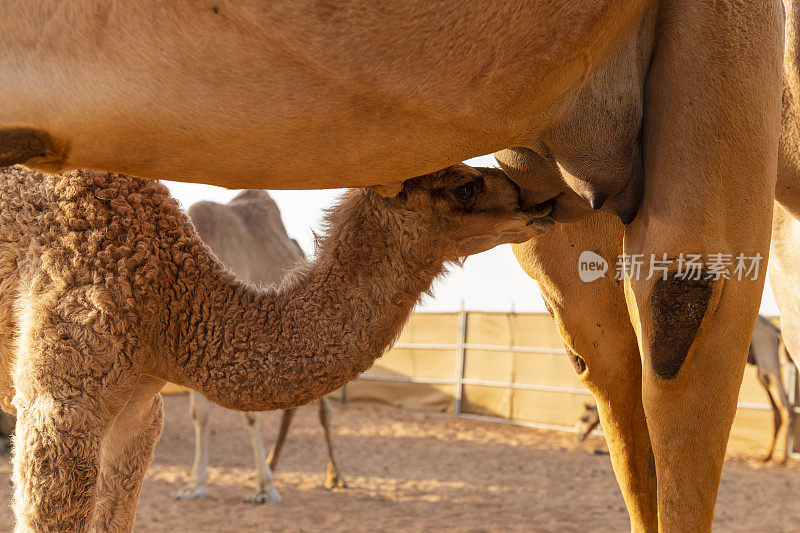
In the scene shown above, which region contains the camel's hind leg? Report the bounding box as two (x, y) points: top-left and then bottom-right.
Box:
(242, 411), (281, 504)
(318, 398), (346, 489)
(624, 2), (781, 528)
(512, 213), (657, 532)
(174, 391), (212, 500)
(92, 376), (165, 532)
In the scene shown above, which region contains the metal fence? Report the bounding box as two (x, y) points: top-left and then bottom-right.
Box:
(346, 311), (800, 457)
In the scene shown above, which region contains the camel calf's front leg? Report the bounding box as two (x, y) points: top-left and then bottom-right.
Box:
(92, 377), (165, 532)
(13, 399), (104, 531)
(12, 294), (143, 531)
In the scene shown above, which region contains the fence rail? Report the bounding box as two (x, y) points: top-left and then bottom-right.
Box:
(353, 311), (800, 458)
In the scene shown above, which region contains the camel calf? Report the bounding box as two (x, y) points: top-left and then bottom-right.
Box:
(0, 163), (550, 531)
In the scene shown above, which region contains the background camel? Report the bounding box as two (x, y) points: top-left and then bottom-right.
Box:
(2, 4), (785, 529)
(0, 163), (548, 531)
(574, 315), (798, 464)
(0, 411), (12, 454)
(575, 403), (600, 444)
(174, 191), (345, 504)
(748, 315), (798, 464)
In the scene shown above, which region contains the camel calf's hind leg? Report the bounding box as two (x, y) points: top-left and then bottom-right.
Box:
(173, 391), (212, 500)
(242, 411), (281, 504)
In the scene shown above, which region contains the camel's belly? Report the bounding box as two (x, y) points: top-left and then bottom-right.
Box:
(1, 1), (650, 188)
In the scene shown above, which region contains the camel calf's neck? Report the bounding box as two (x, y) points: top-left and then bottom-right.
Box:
(0, 164), (548, 416)
(162, 188), (446, 411)
(159, 165), (550, 410)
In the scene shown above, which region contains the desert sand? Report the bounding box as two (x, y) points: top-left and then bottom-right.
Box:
(1, 395), (799, 532)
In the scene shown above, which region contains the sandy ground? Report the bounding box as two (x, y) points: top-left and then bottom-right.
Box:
(1, 395), (800, 532)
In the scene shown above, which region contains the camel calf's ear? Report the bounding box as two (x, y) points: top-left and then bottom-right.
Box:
(369, 182), (404, 198)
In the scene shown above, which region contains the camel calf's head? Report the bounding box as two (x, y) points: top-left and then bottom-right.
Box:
(374, 163), (553, 259)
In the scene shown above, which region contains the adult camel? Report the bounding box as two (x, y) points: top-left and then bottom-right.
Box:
(0, 2), (784, 531)
(514, 5), (800, 529)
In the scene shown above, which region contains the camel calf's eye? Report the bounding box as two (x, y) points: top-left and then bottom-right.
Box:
(453, 182), (478, 205)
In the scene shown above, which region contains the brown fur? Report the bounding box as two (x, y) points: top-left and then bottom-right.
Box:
(0, 1), (648, 191)
(0, 163), (548, 531)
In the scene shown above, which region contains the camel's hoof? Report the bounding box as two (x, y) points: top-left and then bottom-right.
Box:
(173, 485), (209, 501)
(245, 486), (282, 504)
(760, 455), (773, 463)
(324, 475), (348, 490)
(777, 458), (789, 467)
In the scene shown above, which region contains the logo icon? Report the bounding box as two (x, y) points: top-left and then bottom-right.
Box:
(578, 251), (608, 282)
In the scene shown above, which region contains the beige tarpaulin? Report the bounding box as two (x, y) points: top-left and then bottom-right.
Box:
(350, 312), (789, 455)
(165, 311), (791, 456)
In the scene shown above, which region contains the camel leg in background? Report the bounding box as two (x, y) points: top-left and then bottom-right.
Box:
(756, 374), (785, 463)
(173, 391), (212, 500)
(318, 398), (347, 489)
(624, 2), (781, 529)
(242, 411), (282, 504)
(770, 203), (800, 463)
(0, 411), (14, 454)
(92, 376), (165, 531)
(513, 212), (657, 532)
(266, 407), (297, 472)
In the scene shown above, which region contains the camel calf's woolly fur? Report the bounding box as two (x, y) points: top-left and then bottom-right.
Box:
(0, 163), (549, 531)
(174, 190), (345, 504)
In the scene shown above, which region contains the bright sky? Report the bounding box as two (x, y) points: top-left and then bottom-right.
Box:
(163, 154), (780, 316)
